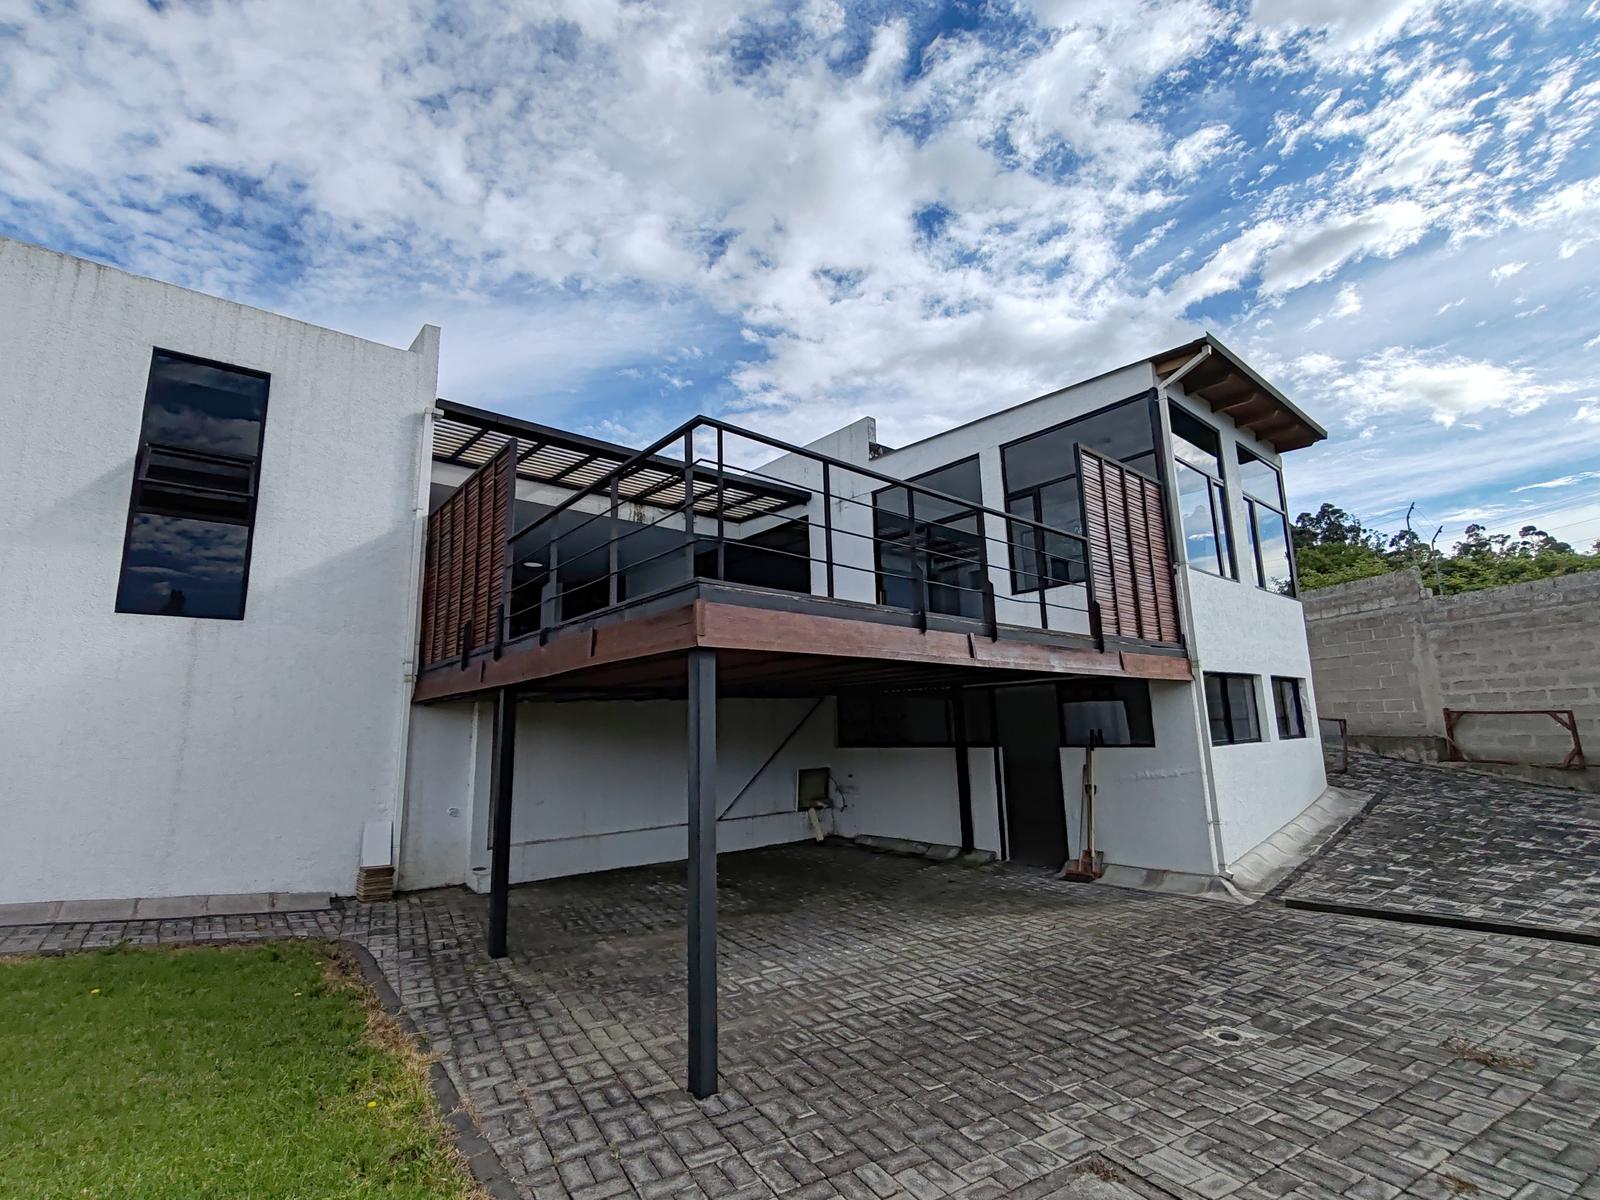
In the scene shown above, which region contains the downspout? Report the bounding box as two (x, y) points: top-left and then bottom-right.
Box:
(386, 404), (439, 876)
(1154, 345), (1231, 878)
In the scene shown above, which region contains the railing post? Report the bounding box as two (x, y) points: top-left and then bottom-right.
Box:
(715, 427), (726, 583)
(909, 492), (928, 632)
(822, 462), (835, 599)
(608, 477), (620, 608)
(541, 537), (560, 641)
(982, 578), (998, 641)
(682, 429), (697, 583)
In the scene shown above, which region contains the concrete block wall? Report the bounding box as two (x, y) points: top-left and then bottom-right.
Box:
(1303, 569), (1600, 772)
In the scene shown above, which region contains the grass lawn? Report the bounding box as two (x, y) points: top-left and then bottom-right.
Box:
(0, 941), (480, 1199)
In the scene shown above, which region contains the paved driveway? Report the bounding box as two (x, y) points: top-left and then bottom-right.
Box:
(7, 843), (1600, 1200)
(1281, 754), (1600, 937)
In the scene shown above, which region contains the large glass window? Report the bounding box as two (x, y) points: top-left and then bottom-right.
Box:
(1204, 673), (1261, 745)
(1238, 447), (1294, 596)
(1001, 396), (1159, 593)
(1169, 406), (1235, 579)
(116, 350), (270, 619)
(872, 457), (985, 617)
(1059, 678), (1155, 747)
(1272, 676), (1307, 739)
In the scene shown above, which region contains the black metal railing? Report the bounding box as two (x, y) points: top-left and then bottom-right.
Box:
(470, 415), (1108, 657)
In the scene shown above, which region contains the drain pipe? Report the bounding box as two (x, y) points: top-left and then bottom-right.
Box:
(1153, 344), (1231, 879)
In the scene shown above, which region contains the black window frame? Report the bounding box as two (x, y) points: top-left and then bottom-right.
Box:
(1204, 672), (1262, 746)
(115, 348), (271, 621)
(1272, 676), (1307, 739)
(1169, 404), (1237, 581)
(1058, 677), (1156, 748)
(836, 689), (997, 748)
(1237, 445), (1297, 597)
(871, 454), (986, 619)
(999, 392), (1163, 594)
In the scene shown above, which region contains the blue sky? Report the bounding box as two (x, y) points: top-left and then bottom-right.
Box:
(3, 0), (1598, 551)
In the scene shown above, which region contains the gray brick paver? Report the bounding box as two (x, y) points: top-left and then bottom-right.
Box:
(5, 832), (1597, 1200)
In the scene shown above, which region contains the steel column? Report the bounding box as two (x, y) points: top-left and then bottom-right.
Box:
(487, 687), (518, 959)
(950, 686), (974, 852)
(686, 648), (719, 1098)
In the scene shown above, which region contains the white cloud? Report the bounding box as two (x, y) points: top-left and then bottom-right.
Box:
(1326, 347), (1578, 427)
(1513, 470), (1600, 491)
(1491, 261), (1527, 282)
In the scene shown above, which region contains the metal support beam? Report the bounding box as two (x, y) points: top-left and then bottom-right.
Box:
(686, 649), (719, 1099)
(487, 687), (518, 959)
(950, 686), (974, 853)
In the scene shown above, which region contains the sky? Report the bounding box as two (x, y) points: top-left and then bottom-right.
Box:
(3, 0), (1599, 552)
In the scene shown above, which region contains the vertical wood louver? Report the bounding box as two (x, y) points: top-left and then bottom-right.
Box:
(1078, 447), (1181, 646)
(419, 442), (515, 667)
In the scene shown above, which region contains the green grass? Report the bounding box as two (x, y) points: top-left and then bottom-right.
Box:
(0, 942), (480, 1200)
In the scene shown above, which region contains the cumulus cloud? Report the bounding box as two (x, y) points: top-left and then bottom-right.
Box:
(1332, 347), (1577, 426)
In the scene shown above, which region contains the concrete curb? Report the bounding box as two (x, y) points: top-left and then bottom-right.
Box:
(337, 940), (522, 1200)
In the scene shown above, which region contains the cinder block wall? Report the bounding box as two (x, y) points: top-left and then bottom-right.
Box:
(1302, 570), (1600, 769)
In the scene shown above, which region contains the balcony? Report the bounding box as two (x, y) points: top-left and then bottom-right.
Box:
(414, 411), (1187, 703)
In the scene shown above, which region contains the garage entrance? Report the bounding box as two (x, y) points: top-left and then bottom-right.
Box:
(995, 684), (1069, 868)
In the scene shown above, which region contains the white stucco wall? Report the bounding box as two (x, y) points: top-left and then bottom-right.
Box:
(0, 239), (439, 903)
(1166, 383), (1327, 864)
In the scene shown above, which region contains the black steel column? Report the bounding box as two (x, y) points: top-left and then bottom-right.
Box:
(950, 686), (974, 852)
(487, 687), (518, 959)
(686, 648), (719, 1098)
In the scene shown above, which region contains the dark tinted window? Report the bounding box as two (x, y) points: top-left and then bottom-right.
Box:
(1002, 395), (1157, 593)
(1059, 678), (1154, 746)
(871, 456), (985, 618)
(1273, 677), (1307, 738)
(837, 690), (996, 747)
(1238, 447), (1295, 596)
(116, 350), (269, 620)
(1169, 406), (1222, 475)
(1204, 673), (1261, 745)
(1236, 447), (1282, 505)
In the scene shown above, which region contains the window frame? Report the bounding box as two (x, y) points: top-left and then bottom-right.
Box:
(1272, 676), (1308, 739)
(1168, 404), (1237, 581)
(1203, 672), (1262, 746)
(1237, 445), (1297, 597)
(115, 347), (272, 621)
(1057, 677), (1156, 748)
(870, 454), (986, 618)
(999, 392), (1163, 594)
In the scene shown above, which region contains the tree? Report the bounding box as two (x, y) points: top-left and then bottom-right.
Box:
(1290, 508), (1600, 594)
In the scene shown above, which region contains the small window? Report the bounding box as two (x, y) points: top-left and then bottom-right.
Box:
(1272, 677), (1307, 739)
(1169, 406), (1235, 580)
(116, 350), (270, 620)
(1059, 678), (1155, 747)
(1204, 673), (1261, 745)
(1238, 447), (1295, 596)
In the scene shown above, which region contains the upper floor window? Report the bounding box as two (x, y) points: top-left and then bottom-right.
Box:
(872, 456), (985, 618)
(1238, 447), (1295, 596)
(115, 350), (270, 620)
(1001, 395), (1159, 594)
(1169, 405), (1235, 579)
(1204, 672), (1261, 745)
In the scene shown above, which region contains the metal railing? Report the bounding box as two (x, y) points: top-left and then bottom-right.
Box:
(490, 415), (1103, 650)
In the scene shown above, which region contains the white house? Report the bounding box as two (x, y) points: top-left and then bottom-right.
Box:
(0, 238), (1328, 919)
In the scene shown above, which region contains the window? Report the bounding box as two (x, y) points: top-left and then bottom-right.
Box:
(872, 457), (985, 618)
(1059, 678), (1154, 747)
(1238, 447), (1294, 596)
(1170, 406), (1235, 579)
(1001, 395), (1159, 593)
(1272, 677), (1307, 739)
(115, 350), (270, 620)
(1204, 673), (1261, 745)
(837, 690), (996, 748)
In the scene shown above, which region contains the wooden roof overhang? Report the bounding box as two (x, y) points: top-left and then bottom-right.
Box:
(413, 588), (1191, 705)
(1153, 334), (1327, 453)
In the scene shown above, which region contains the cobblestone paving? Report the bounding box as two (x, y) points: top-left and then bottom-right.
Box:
(1286, 754), (1600, 935)
(5, 847), (1599, 1199)
(3, 844), (1600, 1200)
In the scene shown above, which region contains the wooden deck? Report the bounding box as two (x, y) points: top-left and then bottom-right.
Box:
(413, 590), (1191, 704)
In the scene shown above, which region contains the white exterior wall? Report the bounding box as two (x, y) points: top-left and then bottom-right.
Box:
(0, 239), (439, 903)
(1166, 382), (1326, 865)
